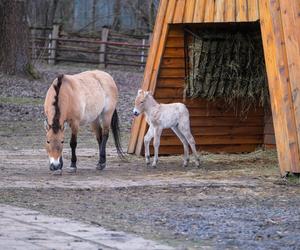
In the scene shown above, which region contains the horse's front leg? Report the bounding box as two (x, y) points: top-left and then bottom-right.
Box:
(152, 127), (162, 168)
(66, 124), (78, 173)
(144, 125), (154, 165)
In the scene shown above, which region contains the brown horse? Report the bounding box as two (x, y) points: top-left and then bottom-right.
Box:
(44, 70), (123, 173)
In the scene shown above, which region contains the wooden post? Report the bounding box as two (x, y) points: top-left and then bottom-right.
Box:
(99, 27), (109, 68)
(260, 0), (300, 175)
(48, 24), (59, 65)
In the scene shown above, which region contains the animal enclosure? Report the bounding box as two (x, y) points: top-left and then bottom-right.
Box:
(128, 0), (300, 175)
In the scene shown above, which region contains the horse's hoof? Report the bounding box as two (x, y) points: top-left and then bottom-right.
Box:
(66, 166), (77, 173)
(52, 169), (62, 175)
(152, 164), (157, 168)
(196, 161), (201, 168)
(96, 162), (106, 170)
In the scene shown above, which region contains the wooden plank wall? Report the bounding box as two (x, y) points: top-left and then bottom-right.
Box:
(152, 25), (265, 154)
(264, 112), (276, 148)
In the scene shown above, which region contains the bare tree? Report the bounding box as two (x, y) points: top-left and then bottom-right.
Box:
(123, 0), (159, 31)
(112, 0), (121, 31)
(0, 0), (31, 75)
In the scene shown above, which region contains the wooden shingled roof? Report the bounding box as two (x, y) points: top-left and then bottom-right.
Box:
(128, 0), (300, 176)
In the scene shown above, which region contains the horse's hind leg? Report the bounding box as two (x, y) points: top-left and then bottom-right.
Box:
(171, 126), (190, 167)
(178, 122), (201, 168)
(96, 110), (113, 170)
(92, 120), (103, 168)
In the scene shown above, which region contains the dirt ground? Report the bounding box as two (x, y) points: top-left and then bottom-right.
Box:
(1, 64), (300, 250)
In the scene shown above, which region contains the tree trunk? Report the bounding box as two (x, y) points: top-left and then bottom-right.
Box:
(112, 0), (121, 31)
(0, 0), (31, 75)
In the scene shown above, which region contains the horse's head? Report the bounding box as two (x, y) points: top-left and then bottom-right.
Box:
(133, 89), (151, 116)
(44, 120), (65, 171)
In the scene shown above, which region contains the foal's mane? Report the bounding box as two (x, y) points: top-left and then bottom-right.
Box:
(52, 74), (64, 133)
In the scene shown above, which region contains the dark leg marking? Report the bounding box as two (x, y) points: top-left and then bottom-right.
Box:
(97, 132), (109, 170)
(69, 134), (77, 171)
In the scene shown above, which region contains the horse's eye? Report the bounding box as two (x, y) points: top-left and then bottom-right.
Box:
(61, 141), (64, 144)
(47, 140), (50, 144)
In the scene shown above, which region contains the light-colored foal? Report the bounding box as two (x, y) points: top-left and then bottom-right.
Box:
(133, 89), (200, 168)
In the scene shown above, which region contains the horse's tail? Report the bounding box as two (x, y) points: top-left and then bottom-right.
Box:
(111, 109), (125, 159)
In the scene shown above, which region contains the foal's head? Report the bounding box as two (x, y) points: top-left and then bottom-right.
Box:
(44, 121), (65, 171)
(133, 89), (151, 116)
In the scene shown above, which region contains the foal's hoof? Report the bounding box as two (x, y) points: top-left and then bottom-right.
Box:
(183, 160), (189, 168)
(96, 162), (106, 170)
(66, 166), (77, 173)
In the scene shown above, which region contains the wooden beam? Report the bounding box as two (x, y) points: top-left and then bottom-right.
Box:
(236, 0), (248, 22)
(248, 0), (259, 21)
(260, 0), (300, 174)
(279, 0), (300, 173)
(193, 0), (206, 23)
(134, 0), (178, 155)
(204, 0), (215, 22)
(224, 0), (236, 22)
(214, 0), (225, 22)
(127, 0), (169, 153)
(183, 0), (196, 23)
(173, 0), (186, 23)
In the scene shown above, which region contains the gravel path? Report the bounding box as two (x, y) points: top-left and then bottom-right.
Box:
(1, 64), (300, 249)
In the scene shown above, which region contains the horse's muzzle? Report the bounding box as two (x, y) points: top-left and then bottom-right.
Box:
(133, 108), (140, 116)
(49, 157), (63, 171)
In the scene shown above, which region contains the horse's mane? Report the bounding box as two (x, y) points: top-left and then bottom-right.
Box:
(52, 74), (64, 133)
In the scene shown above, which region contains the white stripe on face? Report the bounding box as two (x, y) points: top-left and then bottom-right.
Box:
(49, 157), (60, 166)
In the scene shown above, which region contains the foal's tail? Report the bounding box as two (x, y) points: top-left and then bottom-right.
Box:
(111, 109), (125, 159)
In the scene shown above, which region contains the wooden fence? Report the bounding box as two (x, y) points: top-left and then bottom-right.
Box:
(29, 25), (150, 69)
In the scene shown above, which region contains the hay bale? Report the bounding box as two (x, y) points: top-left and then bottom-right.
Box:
(185, 28), (269, 116)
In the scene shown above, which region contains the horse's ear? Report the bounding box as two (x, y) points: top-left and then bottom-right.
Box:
(44, 120), (50, 131)
(138, 89), (143, 94)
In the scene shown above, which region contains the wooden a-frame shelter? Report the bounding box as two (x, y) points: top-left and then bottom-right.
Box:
(128, 0), (300, 175)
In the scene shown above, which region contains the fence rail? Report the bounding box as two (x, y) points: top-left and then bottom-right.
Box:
(29, 25), (150, 69)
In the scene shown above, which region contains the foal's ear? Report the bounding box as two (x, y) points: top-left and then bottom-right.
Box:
(138, 89), (143, 95)
(145, 91), (152, 97)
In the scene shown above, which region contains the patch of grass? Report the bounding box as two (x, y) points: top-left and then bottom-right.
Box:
(285, 173), (300, 185)
(0, 96), (43, 106)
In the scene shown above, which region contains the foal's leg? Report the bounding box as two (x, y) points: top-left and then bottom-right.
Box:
(152, 127), (162, 168)
(178, 122), (200, 167)
(144, 125), (154, 165)
(171, 126), (190, 167)
(96, 111), (113, 170)
(66, 123), (79, 173)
